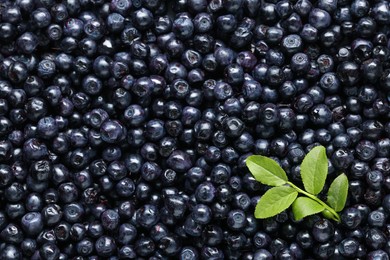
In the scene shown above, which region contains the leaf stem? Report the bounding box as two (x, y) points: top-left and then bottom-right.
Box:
(287, 181), (340, 222)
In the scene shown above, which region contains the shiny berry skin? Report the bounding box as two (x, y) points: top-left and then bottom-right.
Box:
(95, 236), (117, 257)
(144, 119), (166, 141)
(100, 209), (120, 231)
(141, 161), (162, 181)
(37, 117), (58, 139)
(291, 52), (310, 75)
(21, 212), (44, 236)
(1, 245), (22, 260)
(367, 250), (389, 259)
(180, 246), (199, 259)
(309, 8), (332, 30)
(337, 61), (360, 86)
(282, 34), (303, 55)
(310, 104), (332, 126)
(367, 210), (386, 227)
(8, 61), (28, 84)
(341, 207), (362, 229)
(173, 16), (194, 40)
(365, 228), (387, 250)
(189, 204), (211, 225)
(226, 209), (247, 231)
(100, 120), (126, 144)
(214, 47), (236, 67)
(1, 223), (23, 244)
(23, 138), (48, 160)
(135, 236), (155, 257)
(366, 170), (384, 190)
(17, 32), (39, 54)
(21, 238), (37, 257)
(167, 150), (193, 173)
(312, 219), (334, 243)
(136, 204), (159, 229)
(194, 120), (214, 140)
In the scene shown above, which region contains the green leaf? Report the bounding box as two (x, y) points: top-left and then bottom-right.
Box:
(322, 209), (340, 222)
(327, 173), (349, 212)
(292, 197), (325, 221)
(300, 145), (328, 195)
(246, 155), (288, 187)
(255, 186), (298, 219)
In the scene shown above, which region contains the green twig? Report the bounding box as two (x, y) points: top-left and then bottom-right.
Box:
(287, 181), (340, 222)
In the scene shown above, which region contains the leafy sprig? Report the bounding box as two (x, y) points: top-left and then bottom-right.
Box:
(246, 145), (348, 222)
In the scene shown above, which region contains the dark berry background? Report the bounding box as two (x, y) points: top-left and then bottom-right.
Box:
(0, 0), (390, 259)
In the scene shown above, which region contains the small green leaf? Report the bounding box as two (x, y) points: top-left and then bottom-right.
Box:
(322, 209), (340, 222)
(300, 145), (328, 195)
(246, 155), (288, 187)
(327, 173), (349, 212)
(292, 197), (325, 221)
(321, 209), (334, 219)
(255, 186), (298, 219)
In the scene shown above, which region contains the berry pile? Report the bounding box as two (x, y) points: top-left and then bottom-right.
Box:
(0, 0), (390, 259)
